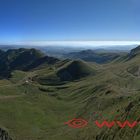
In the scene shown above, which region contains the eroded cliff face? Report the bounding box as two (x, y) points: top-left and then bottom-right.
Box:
(0, 128), (12, 140)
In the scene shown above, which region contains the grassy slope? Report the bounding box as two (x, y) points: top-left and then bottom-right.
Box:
(0, 58), (140, 140)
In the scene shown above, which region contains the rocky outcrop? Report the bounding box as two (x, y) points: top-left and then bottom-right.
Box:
(0, 128), (12, 140)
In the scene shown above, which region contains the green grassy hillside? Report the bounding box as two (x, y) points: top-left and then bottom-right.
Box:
(0, 47), (140, 140)
(57, 60), (95, 81)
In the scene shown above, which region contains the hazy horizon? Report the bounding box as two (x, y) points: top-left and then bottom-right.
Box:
(0, 41), (139, 49)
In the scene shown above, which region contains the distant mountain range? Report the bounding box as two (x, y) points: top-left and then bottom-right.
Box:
(62, 49), (127, 63)
(0, 45), (139, 79)
(0, 44), (137, 56)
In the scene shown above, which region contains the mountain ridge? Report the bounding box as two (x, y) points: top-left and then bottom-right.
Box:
(0, 48), (59, 78)
(63, 49), (126, 63)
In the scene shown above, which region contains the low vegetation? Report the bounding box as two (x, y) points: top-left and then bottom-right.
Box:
(0, 46), (140, 140)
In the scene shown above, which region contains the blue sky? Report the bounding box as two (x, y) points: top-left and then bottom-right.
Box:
(0, 0), (140, 45)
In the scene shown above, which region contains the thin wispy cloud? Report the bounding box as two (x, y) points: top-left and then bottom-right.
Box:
(18, 41), (140, 47)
